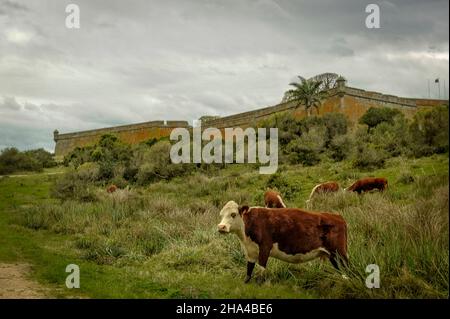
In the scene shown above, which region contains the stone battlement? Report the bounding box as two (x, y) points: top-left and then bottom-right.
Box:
(53, 120), (190, 160)
(53, 81), (448, 160)
(54, 120), (190, 142)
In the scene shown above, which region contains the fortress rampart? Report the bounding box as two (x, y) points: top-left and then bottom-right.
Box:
(53, 80), (448, 160)
(54, 120), (189, 160)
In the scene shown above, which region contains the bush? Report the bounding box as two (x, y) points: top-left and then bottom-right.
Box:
(397, 172), (415, 185)
(351, 144), (388, 170)
(328, 134), (352, 162)
(135, 141), (194, 184)
(24, 148), (56, 168)
(265, 172), (300, 200)
(98, 161), (115, 180)
(371, 117), (409, 156)
(0, 147), (43, 174)
(51, 170), (98, 202)
(408, 106), (449, 157)
(63, 146), (93, 168)
(76, 162), (100, 182)
(285, 127), (325, 166)
(258, 112), (301, 147)
(321, 113), (348, 147)
(359, 107), (404, 129)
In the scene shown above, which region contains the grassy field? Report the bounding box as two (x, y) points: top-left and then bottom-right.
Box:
(0, 155), (448, 298)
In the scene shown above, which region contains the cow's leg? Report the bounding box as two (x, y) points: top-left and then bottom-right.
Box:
(255, 244), (271, 283)
(244, 262), (255, 283)
(329, 251), (348, 270)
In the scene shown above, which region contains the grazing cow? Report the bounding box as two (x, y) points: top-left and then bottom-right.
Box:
(264, 189), (286, 208)
(217, 201), (348, 283)
(305, 181), (340, 207)
(106, 184), (118, 194)
(346, 177), (388, 194)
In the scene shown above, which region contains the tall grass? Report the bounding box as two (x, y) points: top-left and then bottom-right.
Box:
(16, 155), (449, 298)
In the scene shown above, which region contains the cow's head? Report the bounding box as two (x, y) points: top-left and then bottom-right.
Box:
(217, 201), (248, 234)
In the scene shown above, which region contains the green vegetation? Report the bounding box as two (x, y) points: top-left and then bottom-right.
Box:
(0, 154), (448, 298)
(0, 106), (448, 299)
(0, 147), (56, 175)
(282, 75), (329, 115)
(359, 107), (403, 129)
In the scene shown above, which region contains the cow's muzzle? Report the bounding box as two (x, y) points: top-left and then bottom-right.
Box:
(217, 224), (229, 233)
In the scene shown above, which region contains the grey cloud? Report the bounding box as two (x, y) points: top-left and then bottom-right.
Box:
(0, 0), (28, 13)
(0, 0), (448, 151)
(1, 96), (21, 110)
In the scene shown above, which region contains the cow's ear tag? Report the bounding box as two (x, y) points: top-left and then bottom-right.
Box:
(238, 205), (249, 215)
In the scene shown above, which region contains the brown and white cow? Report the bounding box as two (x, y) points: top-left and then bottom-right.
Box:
(264, 189), (286, 208)
(106, 184), (118, 194)
(217, 201), (348, 283)
(305, 181), (340, 208)
(346, 177), (388, 194)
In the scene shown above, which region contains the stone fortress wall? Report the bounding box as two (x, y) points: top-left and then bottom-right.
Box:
(53, 78), (448, 160)
(54, 120), (189, 160)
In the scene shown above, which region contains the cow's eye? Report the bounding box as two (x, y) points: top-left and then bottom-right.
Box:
(231, 213), (236, 218)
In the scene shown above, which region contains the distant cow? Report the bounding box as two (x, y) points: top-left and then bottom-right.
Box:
(217, 201), (348, 283)
(346, 177), (388, 194)
(106, 184), (118, 193)
(264, 189), (286, 208)
(305, 181), (340, 207)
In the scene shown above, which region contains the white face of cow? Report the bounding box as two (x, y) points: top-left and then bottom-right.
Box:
(217, 201), (245, 234)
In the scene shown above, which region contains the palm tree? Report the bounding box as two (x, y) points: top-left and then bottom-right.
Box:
(282, 76), (329, 116)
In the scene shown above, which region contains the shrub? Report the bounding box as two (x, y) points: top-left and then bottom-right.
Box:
(98, 161), (115, 180)
(135, 141), (194, 184)
(76, 162), (100, 182)
(321, 112), (348, 147)
(408, 106), (449, 157)
(24, 148), (56, 168)
(351, 144), (388, 170)
(285, 127), (325, 166)
(397, 172), (415, 185)
(372, 117), (409, 156)
(258, 112), (301, 147)
(63, 146), (93, 168)
(359, 107), (404, 129)
(0, 147), (43, 174)
(51, 170), (98, 202)
(328, 134), (352, 162)
(265, 172), (299, 200)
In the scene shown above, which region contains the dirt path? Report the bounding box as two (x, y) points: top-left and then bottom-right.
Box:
(0, 263), (51, 299)
(0, 172), (63, 178)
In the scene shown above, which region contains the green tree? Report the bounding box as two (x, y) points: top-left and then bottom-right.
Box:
(0, 147), (42, 174)
(282, 76), (328, 116)
(408, 105), (449, 156)
(359, 107), (403, 130)
(24, 148), (56, 168)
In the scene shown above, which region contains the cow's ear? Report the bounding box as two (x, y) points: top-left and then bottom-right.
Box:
(238, 205), (249, 216)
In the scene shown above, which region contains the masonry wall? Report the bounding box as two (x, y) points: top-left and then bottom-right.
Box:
(202, 86), (447, 129)
(54, 121), (189, 160)
(53, 84), (448, 160)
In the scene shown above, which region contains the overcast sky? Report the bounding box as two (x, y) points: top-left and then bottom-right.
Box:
(0, 0), (448, 152)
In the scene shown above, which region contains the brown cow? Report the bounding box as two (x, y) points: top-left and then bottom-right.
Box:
(305, 181), (340, 208)
(346, 177), (388, 194)
(264, 189), (286, 208)
(106, 184), (118, 194)
(217, 201), (348, 283)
